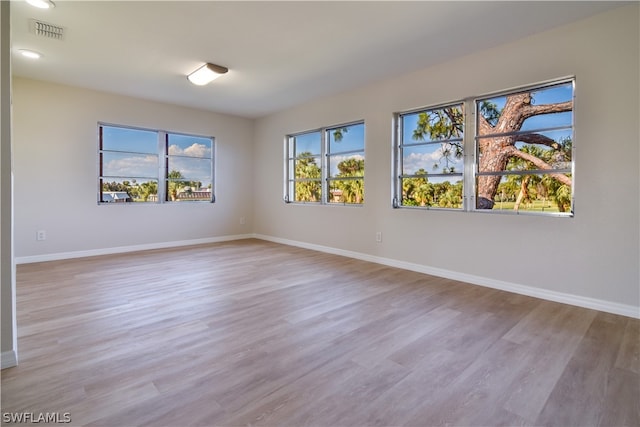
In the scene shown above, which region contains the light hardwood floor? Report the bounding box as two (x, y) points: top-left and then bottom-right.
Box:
(1, 239), (638, 426)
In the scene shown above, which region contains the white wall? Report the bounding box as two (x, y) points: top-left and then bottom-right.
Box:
(253, 5), (639, 314)
(13, 78), (254, 260)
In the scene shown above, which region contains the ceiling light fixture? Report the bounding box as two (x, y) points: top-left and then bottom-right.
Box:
(187, 63), (228, 86)
(25, 0), (56, 9)
(18, 49), (42, 59)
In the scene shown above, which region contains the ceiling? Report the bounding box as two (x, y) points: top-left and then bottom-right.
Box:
(10, 1), (626, 119)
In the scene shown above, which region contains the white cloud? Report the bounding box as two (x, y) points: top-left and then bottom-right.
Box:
(169, 143), (211, 158)
(104, 154), (157, 177)
(403, 144), (463, 175)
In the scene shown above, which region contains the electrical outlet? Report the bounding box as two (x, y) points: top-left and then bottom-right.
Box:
(239, 217), (246, 225)
(36, 230), (46, 241)
(376, 231), (382, 243)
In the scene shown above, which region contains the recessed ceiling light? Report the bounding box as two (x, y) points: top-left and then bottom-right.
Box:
(187, 63), (228, 86)
(18, 49), (42, 59)
(25, 0), (56, 9)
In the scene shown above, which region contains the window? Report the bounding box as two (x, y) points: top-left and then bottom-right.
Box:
(394, 103), (464, 209)
(99, 124), (214, 203)
(475, 80), (574, 214)
(286, 121), (365, 205)
(287, 130), (323, 203)
(393, 78), (574, 216)
(165, 133), (214, 202)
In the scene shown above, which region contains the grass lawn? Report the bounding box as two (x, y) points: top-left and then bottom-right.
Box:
(493, 199), (560, 212)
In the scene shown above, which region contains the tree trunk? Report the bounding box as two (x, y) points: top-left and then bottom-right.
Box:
(477, 93), (531, 209)
(513, 176), (530, 211)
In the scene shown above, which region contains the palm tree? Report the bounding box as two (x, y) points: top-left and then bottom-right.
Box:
(294, 152), (321, 202)
(402, 169), (428, 206)
(139, 181), (158, 202)
(167, 170), (185, 201)
(334, 158), (364, 203)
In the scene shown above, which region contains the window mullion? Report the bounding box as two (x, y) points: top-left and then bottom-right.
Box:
(464, 98), (476, 211)
(158, 131), (167, 204)
(321, 130), (328, 204)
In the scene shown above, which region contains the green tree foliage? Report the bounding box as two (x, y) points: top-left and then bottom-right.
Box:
(401, 169), (463, 208)
(102, 169), (205, 202)
(294, 152), (321, 202)
(139, 181), (158, 202)
(413, 106), (464, 140)
(102, 181), (130, 192)
(332, 158), (364, 203)
(332, 127), (348, 142)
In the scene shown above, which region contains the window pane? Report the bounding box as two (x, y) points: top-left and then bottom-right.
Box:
(396, 103), (464, 211)
(475, 81), (574, 212)
(166, 133), (213, 203)
(328, 178), (364, 204)
(326, 122), (365, 205)
(481, 173), (572, 213)
(167, 134), (212, 158)
(101, 126), (157, 153)
(101, 152), (158, 178)
(402, 143), (463, 175)
(401, 175), (462, 208)
(100, 178), (158, 203)
(288, 132), (322, 203)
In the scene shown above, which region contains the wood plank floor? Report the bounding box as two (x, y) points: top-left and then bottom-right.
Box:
(2, 239), (638, 426)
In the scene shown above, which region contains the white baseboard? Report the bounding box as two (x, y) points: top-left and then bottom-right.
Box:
(255, 234), (640, 319)
(15, 234), (255, 264)
(1, 350), (18, 369)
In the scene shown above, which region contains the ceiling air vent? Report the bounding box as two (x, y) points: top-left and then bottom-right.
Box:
(29, 19), (64, 40)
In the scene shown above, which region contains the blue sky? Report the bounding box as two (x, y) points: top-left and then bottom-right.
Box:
(102, 126), (157, 153)
(291, 122), (365, 155)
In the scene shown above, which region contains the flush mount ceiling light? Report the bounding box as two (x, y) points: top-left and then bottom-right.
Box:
(25, 0), (56, 9)
(187, 63), (228, 86)
(18, 49), (42, 59)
